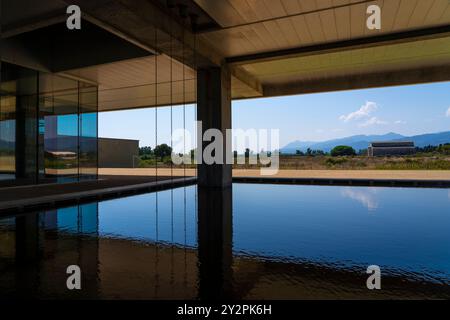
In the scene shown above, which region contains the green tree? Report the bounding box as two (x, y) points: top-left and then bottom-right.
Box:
(438, 143), (450, 155)
(139, 146), (153, 156)
(154, 144), (172, 161)
(190, 149), (197, 162)
(331, 145), (356, 157)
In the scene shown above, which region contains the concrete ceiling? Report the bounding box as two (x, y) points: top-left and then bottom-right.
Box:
(195, 0), (450, 57)
(194, 0), (450, 97)
(2, 0), (450, 111)
(64, 55), (197, 112)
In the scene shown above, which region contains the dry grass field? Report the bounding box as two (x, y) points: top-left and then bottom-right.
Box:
(234, 155), (450, 171)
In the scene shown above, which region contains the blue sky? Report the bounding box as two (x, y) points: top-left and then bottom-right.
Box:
(99, 82), (450, 148)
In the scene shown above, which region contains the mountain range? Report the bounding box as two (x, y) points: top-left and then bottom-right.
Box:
(281, 131), (450, 154)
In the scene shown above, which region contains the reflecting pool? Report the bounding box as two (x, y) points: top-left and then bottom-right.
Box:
(0, 184), (449, 299)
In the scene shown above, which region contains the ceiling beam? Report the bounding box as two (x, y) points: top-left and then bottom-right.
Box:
(83, 14), (157, 55)
(1, 10), (66, 39)
(263, 64), (450, 98)
(226, 25), (450, 66)
(230, 66), (263, 96)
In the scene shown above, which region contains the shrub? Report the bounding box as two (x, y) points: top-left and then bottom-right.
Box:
(330, 145), (356, 157)
(325, 157), (348, 167)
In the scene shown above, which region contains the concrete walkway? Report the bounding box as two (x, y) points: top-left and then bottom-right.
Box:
(0, 175), (196, 214)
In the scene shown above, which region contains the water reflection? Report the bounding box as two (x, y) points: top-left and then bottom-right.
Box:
(341, 187), (379, 211)
(198, 187), (233, 300)
(0, 184), (449, 299)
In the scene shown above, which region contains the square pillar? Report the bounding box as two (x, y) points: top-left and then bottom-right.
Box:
(197, 65), (232, 188)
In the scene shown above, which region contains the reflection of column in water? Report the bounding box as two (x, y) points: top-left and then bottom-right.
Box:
(154, 190), (159, 298)
(184, 186), (187, 290)
(197, 187), (233, 300)
(195, 185), (198, 245)
(170, 188), (174, 295)
(77, 203), (100, 297)
(14, 204), (100, 298)
(15, 213), (40, 297)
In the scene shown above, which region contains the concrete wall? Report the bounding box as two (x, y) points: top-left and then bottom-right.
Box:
(98, 138), (139, 168)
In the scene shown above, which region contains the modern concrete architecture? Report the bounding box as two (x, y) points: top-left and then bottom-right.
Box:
(1, 0), (450, 304)
(1, 0), (450, 188)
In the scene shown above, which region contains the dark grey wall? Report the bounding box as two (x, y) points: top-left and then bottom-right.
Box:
(98, 138), (139, 168)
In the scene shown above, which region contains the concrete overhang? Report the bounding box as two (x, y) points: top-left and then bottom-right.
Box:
(194, 0), (450, 98)
(2, 0), (450, 111)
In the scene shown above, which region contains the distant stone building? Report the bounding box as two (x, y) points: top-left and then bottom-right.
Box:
(368, 141), (415, 157)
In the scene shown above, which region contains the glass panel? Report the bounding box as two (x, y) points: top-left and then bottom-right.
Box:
(79, 84), (98, 180)
(1, 67), (98, 188)
(0, 63), (38, 186)
(0, 92), (16, 182)
(38, 74), (99, 184)
(156, 105), (171, 179)
(185, 103), (196, 177)
(172, 104), (184, 178)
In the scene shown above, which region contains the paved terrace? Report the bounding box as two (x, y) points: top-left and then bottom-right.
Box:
(0, 175), (196, 214)
(99, 168), (450, 180)
(101, 168), (450, 188)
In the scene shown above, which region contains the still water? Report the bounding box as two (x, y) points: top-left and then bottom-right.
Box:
(0, 184), (449, 299)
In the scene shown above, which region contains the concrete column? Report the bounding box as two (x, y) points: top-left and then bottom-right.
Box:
(197, 65), (232, 188)
(14, 67), (38, 182)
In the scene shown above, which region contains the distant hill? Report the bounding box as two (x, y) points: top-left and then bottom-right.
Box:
(391, 132), (450, 148)
(281, 131), (450, 154)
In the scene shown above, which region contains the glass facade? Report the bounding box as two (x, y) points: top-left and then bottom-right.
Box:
(0, 63), (38, 185)
(0, 62), (98, 187)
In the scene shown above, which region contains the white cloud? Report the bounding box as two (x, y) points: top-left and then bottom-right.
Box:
(358, 117), (388, 127)
(339, 101), (378, 122)
(446, 107), (450, 117)
(394, 120), (407, 125)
